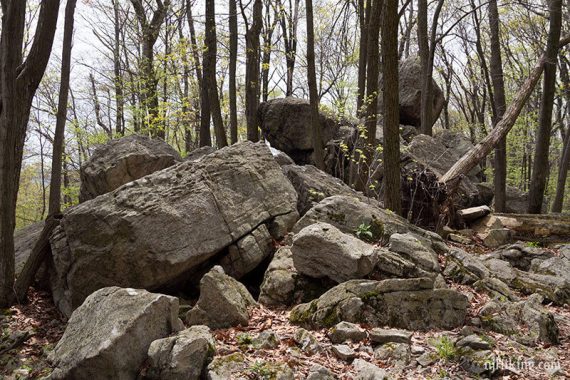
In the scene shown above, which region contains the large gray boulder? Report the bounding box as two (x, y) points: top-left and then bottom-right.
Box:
(186, 267), (257, 329)
(282, 164), (363, 215)
(290, 277), (468, 330)
(49, 142), (298, 316)
(380, 58), (445, 128)
(258, 97), (340, 165)
(293, 195), (448, 253)
(146, 325), (215, 380)
(292, 223), (379, 283)
(48, 287), (181, 380)
(79, 135), (182, 202)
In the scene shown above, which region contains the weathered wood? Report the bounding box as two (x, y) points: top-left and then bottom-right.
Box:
(440, 34), (570, 185)
(13, 215), (60, 303)
(473, 213), (570, 242)
(457, 205), (491, 221)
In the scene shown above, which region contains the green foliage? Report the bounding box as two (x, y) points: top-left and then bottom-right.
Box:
(248, 361), (275, 379)
(355, 222), (374, 241)
(236, 333), (253, 346)
(431, 336), (458, 361)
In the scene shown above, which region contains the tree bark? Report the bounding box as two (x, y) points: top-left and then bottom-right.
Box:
(244, 0), (263, 142)
(112, 0), (124, 136)
(0, 0), (61, 307)
(130, 0), (170, 139)
(381, 0), (401, 214)
(305, 0), (324, 169)
(204, 0), (227, 147)
(356, 0), (372, 114)
(551, 56), (570, 212)
(528, 0), (562, 214)
(364, 0), (382, 145)
(488, 0), (507, 212)
(440, 34), (570, 186)
(229, 0), (238, 144)
(277, 0), (300, 96)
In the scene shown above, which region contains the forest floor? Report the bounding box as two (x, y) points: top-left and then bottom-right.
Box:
(0, 245), (569, 379)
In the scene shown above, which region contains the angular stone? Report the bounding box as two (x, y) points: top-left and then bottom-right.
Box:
(206, 353), (247, 380)
(455, 334), (491, 351)
(186, 267), (257, 329)
(352, 359), (389, 380)
(49, 142), (297, 316)
(49, 287), (181, 380)
(373, 342), (411, 365)
(306, 365), (336, 380)
(79, 135), (182, 202)
(482, 228), (513, 248)
(328, 321), (367, 344)
(294, 328), (322, 355)
(332, 344), (356, 361)
(258, 247), (331, 307)
(292, 223), (379, 283)
(388, 233), (440, 272)
(369, 328), (412, 345)
(252, 330), (280, 350)
(290, 278), (468, 330)
(146, 325), (215, 380)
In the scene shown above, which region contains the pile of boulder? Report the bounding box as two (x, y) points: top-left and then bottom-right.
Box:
(13, 126), (567, 378)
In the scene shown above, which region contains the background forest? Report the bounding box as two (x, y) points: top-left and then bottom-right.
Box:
(9, 0), (570, 230)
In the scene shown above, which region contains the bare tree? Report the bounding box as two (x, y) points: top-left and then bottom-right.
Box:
(0, 0), (61, 307)
(229, 0), (238, 144)
(306, 0), (324, 169)
(528, 0), (563, 213)
(277, 0), (301, 96)
(242, 0), (263, 142)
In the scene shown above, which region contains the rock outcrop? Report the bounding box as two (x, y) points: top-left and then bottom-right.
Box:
(290, 277), (468, 330)
(49, 142), (298, 316)
(258, 97), (340, 165)
(79, 135), (182, 202)
(186, 267), (257, 329)
(49, 287), (181, 380)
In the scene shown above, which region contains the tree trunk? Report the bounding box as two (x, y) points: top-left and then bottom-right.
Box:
(112, 0), (124, 136)
(229, 0), (238, 144)
(0, 0), (61, 307)
(356, 0), (372, 114)
(204, 0), (227, 147)
(440, 34), (570, 186)
(305, 0), (324, 169)
(244, 0), (263, 142)
(278, 0), (300, 97)
(381, 0), (401, 214)
(488, 0), (507, 212)
(552, 57), (570, 212)
(528, 0), (562, 214)
(364, 0), (382, 145)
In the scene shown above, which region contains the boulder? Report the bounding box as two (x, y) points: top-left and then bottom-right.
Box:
(292, 223), (379, 283)
(185, 146), (216, 162)
(282, 164), (362, 215)
(258, 247), (332, 307)
(186, 267), (257, 329)
(388, 233), (440, 272)
(49, 142), (298, 316)
(290, 277), (468, 330)
(352, 359), (389, 380)
(479, 294), (559, 345)
(380, 58), (444, 128)
(146, 325), (215, 380)
(293, 195), (448, 253)
(14, 221), (44, 277)
(79, 135), (182, 202)
(328, 321), (367, 344)
(48, 287), (181, 380)
(258, 97), (340, 165)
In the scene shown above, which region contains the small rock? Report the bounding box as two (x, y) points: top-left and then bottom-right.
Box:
(411, 345), (425, 355)
(206, 353), (247, 380)
(455, 334), (491, 350)
(369, 328), (412, 345)
(389, 233), (440, 272)
(458, 348), (494, 376)
(483, 228), (512, 248)
(332, 344), (356, 361)
(449, 233), (471, 245)
(416, 352), (437, 367)
(294, 328), (322, 355)
(352, 359), (389, 380)
(252, 330), (280, 349)
(328, 322), (366, 344)
(306, 364), (336, 380)
(373, 342), (411, 365)
(146, 325), (215, 380)
(186, 266), (257, 329)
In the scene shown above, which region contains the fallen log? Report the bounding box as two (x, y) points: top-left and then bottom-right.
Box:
(472, 213), (570, 242)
